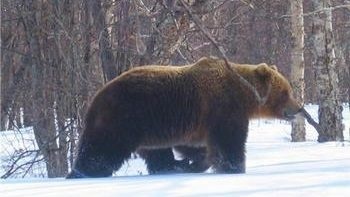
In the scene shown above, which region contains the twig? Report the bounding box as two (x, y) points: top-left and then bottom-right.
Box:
(299, 107), (322, 133)
(1, 119), (76, 178)
(178, 0), (270, 105)
(279, 4), (350, 18)
(298, 107), (330, 143)
(22, 151), (42, 178)
(1, 149), (40, 178)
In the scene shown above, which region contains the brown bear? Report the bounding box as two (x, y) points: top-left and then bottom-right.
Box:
(66, 57), (301, 178)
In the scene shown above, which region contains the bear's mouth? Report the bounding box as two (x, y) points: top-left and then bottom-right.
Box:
(282, 110), (297, 120)
(283, 113), (296, 120)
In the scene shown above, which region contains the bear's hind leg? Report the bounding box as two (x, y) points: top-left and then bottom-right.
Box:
(138, 147), (209, 174)
(67, 129), (135, 178)
(174, 146), (209, 173)
(138, 148), (188, 174)
(67, 145), (115, 178)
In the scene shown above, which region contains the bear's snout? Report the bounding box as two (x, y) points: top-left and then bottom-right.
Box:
(282, 103), (302, 120)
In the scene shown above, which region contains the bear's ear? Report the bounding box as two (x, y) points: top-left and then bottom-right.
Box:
(270, 65), (278, 71)
(255, 63), (272, 81)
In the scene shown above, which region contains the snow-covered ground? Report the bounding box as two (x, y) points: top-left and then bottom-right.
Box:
(1, 104), (350, 196)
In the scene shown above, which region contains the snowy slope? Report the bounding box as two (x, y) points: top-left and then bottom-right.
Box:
(1, 105), (350, 197)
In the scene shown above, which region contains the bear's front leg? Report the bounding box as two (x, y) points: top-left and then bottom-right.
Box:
(208, 119), (248, 174)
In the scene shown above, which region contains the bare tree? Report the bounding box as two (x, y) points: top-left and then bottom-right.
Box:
(290, 0), (306, 142)
(310, 0), (344, 142)
(20, 0), (60, 177)
(92, 0), (117, 81)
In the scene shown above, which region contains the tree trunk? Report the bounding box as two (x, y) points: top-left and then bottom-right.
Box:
(55, 101), (69, 177)
(91, 0), (117, 82)
(290, 0), (306, 142)
(115, 0), (132, 76)
(311, 0), (344, 142)
(22, 0), (66, 177)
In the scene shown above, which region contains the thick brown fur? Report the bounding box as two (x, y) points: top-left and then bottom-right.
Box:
(66, 57), (301, 178)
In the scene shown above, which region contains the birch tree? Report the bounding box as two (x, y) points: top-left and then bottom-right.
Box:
(311, 0), (344, 142)
(290, 0), (306, 142)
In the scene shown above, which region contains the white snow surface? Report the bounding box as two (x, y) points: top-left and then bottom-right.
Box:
(1, 104), (350, 196)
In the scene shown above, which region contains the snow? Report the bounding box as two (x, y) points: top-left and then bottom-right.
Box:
(1, 104), (350, 196)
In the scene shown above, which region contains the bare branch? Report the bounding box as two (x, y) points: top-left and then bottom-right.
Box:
(298, 107), (330, 143)
(299, 108), (320, 132)
(0, 119), (75, 178)
(280, 4), (350, 18)
(1, 149), (41, 179)
(178, 0), (270, 106)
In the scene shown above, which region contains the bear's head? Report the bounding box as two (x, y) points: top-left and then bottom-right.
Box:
(253, 63), (302, 120)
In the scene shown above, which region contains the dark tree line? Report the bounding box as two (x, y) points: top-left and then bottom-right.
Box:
(1, 0), (349, 178)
